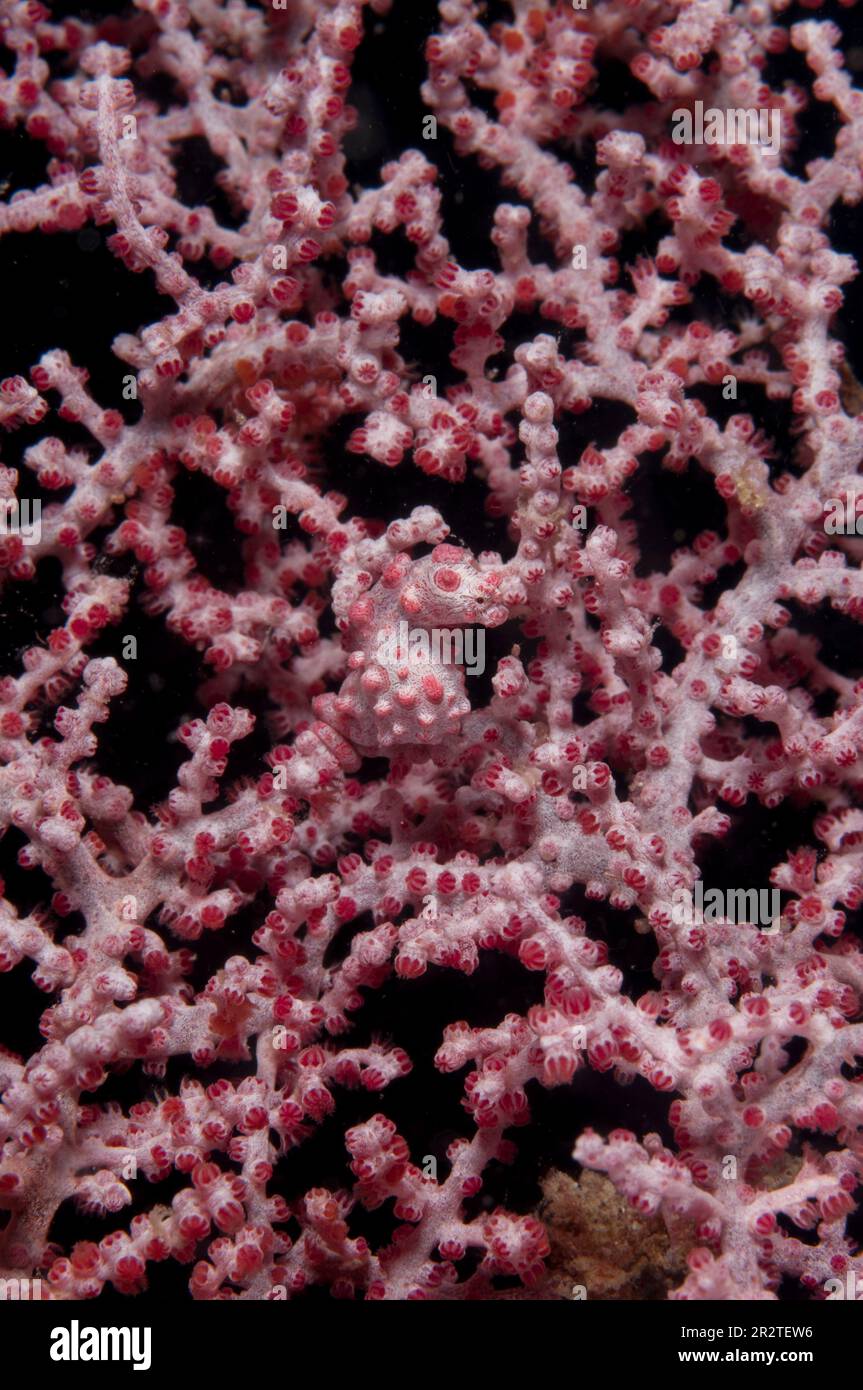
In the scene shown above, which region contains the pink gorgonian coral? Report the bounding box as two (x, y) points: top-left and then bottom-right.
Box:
(0, 0), (863, 1304)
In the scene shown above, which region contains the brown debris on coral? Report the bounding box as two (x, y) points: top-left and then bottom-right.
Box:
(538, 1169), (694, 1301)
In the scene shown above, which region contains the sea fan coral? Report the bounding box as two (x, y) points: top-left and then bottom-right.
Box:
(0, 0), (862, 1306)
